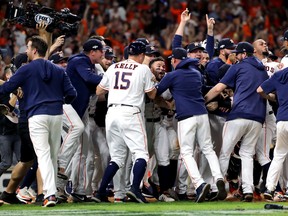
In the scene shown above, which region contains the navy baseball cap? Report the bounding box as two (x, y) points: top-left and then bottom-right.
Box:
(136, 38), (150, 46)
(218, 38), (236, 50)
(11, 53), (28, 69)
(281, 30), (288, 41)
(168, 48), (187, 60)
(145, 45), (160, 56)
(232, 42), (254, 54)
(104, 46), (116, 58)
(49, 53), (68, 63)
(123, 46), (129, 59)
(128, 41), (146, 55)
(187, 42), (205, 53)
(83, 39), (103, 52)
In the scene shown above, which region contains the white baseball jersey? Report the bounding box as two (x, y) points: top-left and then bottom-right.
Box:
(262, 59), (280, 77)
(99, 59), (155, 110)
(281, 55), (288, 69)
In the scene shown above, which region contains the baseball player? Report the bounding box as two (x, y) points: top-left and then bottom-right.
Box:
(156, 47), (226, 203)
(280, 30), (288, 68)
(252, 39), (277, 198)
(0, 36), (77, 207)
(257, 67), (288, 200)
(93, 41), (156, 203)
(205, 42), (269, 202)
(65, 39), (103, 202)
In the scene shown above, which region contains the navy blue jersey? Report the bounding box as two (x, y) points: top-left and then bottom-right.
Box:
(66, 53), (102, 118)
(205, 57), (225, 86)
(220, 56), (268, 124)
(0, 59), (76, 119)
(156, 58), (207, 120)
(261, 67), (288, 122)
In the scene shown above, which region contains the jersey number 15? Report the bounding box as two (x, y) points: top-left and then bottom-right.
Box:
(113, 71), (132, 90)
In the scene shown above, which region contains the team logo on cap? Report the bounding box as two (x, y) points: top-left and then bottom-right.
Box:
(92, 45), (99, 49)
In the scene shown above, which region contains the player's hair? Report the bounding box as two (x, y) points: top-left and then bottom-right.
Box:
(28, 36), (48, 57)
(149, 56), (165, 69)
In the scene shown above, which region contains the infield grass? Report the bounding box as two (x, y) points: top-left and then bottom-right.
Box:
(0, 201), (287, 216)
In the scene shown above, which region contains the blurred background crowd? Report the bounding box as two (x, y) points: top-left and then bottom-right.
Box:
(0, 0), (287, 71)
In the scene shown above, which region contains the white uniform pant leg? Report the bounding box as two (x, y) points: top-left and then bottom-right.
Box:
(178, 116), (204, 189)
(175, 155), (188, 194)
(255, 104), (275, 166)
(219, 120), (245, 177)
(266, 122), (288, 191)
(239, 120), (262, 194)
(91, 125), (110, 191)
(29, 115), (62, 198)
(196, 114), (223, 181)
(154, 123), (170, 166)
(70, 111), (90, 195)
(59, 104), (84, 170)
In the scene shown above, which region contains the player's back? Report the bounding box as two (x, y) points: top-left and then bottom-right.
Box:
(102, 59), (153, 109)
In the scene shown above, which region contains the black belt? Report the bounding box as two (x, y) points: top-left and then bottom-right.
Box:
(108, 104), (133, 108)
(146, 117), (161, 122)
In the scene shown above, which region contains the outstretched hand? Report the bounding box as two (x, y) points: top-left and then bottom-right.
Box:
(181, 8), (190, 22)
(206, 14), (215, 32)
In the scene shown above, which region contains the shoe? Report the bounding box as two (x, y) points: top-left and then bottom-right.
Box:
(283, 189), (288, 199)
(56, 188), (68, 203)
(215, 178), (227, 200)
(167, 188), (179, 201)
(126, 187), (148, 203)
(35, 194), (44, 205)
(0, 191), (26, 204)
(16, 187), (33, 204)
(70, 193), (92, 203)
(263, 189), (274, 201)
(106, 183), (114, 197)
(42, 195), (57, 207)
(242, 193), (253, 202)
(273, 191), (285, 202)
(177, 193), (189, 201)
(206, 191), (218, 201)
(195, 183), (210, 203)
(158, 193), (175, 202)
(64, 180), (73, 196)
(142, 185), (154, 198)
(91, 192), (109, 203)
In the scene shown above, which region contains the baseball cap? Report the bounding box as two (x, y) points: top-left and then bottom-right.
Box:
(104, 46), (116, 58)
(145, 45), (160, 56)
(123, 46), (129, 59)
(168, 48), (187, 60)
(232, 42), (254, 54)
(49, 53), (69, 64)
(0, 48), (7, 59)
(11, 53), (28, 69)
(83, 39), (103, 52)
(136, 38), (150, 46)
(282, 30), (288, 41)
(128, 41), (146, 55)
(218, 38), (236, 50)
(187, 42), (205, 53)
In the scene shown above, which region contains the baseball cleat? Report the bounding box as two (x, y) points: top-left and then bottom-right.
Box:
(42, 195), (57, 207)
(195, 183), (210, 203)
(216, 178), (227, 200)
(126, 187), (148, 203)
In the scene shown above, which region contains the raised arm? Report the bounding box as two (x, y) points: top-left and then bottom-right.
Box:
(172, 8), (190, 49)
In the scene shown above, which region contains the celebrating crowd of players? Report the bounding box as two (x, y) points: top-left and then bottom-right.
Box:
(0, 6), (288, 208)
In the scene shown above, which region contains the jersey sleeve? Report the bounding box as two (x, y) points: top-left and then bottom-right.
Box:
(219, 65), (237, 88)
(260, 73), (277, 94)
(156, 73), (173, 96)
(98, 71), (110, 90)
(142, 65), (155, 92)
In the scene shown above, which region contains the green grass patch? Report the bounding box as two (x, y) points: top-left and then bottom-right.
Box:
(1, 201), (288, 215)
